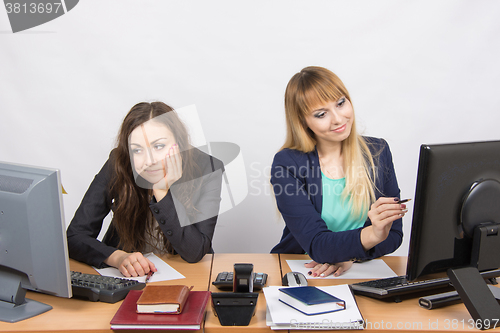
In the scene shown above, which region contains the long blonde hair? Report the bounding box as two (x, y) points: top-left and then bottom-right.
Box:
(282, 66), (377, 218)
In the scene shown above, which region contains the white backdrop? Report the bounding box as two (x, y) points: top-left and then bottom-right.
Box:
(1, 0), (500, 256)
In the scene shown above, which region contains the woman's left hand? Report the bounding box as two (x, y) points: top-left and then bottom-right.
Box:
(361, 197), (407, 251)
(304, 260), (353, 277)
(153, 144), (182, 201)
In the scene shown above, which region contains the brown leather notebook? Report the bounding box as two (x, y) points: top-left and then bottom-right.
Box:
(136, 285), (193, 314)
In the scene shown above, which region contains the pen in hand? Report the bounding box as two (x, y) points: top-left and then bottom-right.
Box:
(145, 270), (155, 283)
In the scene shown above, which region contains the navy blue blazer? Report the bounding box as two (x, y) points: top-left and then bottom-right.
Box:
(270, 137), (403, 264)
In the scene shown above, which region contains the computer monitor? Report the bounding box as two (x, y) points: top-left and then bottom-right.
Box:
(0, 161), (72, 323)
(406, 140), (500, 323)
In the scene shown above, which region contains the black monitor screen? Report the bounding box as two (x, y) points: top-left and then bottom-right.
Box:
(406, 140), (500, 281)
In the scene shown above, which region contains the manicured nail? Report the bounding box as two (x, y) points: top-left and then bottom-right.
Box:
(320, 273), (325, 277)
(307, 271), (312, 275)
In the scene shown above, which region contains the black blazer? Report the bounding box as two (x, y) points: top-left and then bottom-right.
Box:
(67, 147), (224, 267)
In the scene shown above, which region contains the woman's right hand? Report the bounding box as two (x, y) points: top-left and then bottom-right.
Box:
(105, 250), (157, 277)
(152, 144), (183, 201)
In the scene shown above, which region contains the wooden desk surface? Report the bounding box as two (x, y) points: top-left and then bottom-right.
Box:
(0, 254), (212, 333)
(280, 254), (500, 332)
(204, 253), (282, 333)
(3, 254), (499, 333)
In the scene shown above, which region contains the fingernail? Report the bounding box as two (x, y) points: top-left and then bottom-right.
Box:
(394, 198), (400, 202)
(307, 271), (312, 275)
(313, 273), (317, 277)
(320, 273), (325, 277)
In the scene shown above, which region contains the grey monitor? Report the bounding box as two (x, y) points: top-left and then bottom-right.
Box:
(0, 161), (72, 323)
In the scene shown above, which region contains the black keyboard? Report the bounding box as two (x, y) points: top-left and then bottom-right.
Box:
(350, 269), (500, 300)
(212, 271), (268, 291)
(350, 275), (450, 299)
(70, 271), (146, 303)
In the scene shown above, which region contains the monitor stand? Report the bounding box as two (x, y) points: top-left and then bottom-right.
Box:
(448, 266), (500, 328)
(447, 223), (500, 329)
(0, 269), (52, 323)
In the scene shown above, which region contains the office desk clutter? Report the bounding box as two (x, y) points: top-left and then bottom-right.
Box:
(211, 263), (261, 326)
(136, 285), (193, 314)
(93, 253), (186, 283)
(212, 271), (268, 291)
(70, 271), (145, 303)
(282, 271), (308, 286)
(263, 285), (363, 330)
(278, 286), (346, 316)
(286, 259), (397, 280)
(110, 289), (210, 330)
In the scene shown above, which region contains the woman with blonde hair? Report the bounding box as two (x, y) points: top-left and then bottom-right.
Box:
(271, 66), (405, 277)
(67, 101), (224, 277)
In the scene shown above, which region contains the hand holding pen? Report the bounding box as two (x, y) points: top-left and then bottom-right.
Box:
(145, 270), (155, 283)
(361, 197), (410, 251)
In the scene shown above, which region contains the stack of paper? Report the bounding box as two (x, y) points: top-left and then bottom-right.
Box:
(264, 285), (364, 330)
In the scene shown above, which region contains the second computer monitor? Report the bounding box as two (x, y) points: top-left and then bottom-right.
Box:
(406, 140), (500, 281)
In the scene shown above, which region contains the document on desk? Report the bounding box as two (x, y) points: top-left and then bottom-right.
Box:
(264, 285), (364, 330)
(93, 253), (185, 283)
(286, 259), (397, 279)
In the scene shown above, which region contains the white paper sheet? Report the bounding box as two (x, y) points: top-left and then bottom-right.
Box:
(264, 285), (364, 330)
(93, 253), (185, 283)
(286, 259), (397, 279)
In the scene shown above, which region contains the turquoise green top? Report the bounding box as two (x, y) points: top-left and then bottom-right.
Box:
(321, 173), (367, 232)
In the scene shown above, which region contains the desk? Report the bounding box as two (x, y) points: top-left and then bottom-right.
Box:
(205, 253), (282, 333)
(2, 254), (499, 333)
(0, 254), (212, 333)
(280, 254), (500, 333)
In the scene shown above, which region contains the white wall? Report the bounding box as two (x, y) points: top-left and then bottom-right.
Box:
(1, 0), (500, 256)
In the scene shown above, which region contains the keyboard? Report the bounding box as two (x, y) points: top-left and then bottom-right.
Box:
(350, 275), (451, 300)
(212, 271), (268, 291)
(70, 271), (146, 303)
(350, 269), (500, 301)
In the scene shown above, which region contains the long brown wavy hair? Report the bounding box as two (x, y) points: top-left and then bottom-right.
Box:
(109, 101), (198, 253)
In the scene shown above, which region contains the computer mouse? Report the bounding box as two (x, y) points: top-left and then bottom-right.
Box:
(282, 271), (308, 286)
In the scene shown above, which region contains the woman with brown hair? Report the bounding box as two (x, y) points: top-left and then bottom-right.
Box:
(271, 66), (405, 277)
(67, 101), (224, 277)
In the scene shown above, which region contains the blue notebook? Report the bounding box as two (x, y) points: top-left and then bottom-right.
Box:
(278, 286), (346, 315)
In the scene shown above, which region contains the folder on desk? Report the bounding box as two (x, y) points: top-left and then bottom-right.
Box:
(110, 290), (210, 330)
(264, 285), (364, 330)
